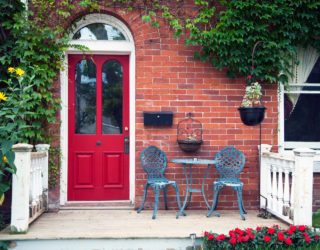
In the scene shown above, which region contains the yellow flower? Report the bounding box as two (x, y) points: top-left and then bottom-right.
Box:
(15, 68), (25, 76)
(2, 156), (7, 163)
(8, 67), (15, 73)
(0, 193), (4, 206)
(0, 92), (7, 101)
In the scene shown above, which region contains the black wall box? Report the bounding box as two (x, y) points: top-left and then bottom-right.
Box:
(143, 111), (173, 126)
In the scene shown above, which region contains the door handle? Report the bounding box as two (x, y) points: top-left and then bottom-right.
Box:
(124, 136), (129, 154)
(96, 140), (102, 146)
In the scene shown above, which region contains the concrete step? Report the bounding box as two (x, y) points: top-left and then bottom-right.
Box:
(60, 201), (134, 210)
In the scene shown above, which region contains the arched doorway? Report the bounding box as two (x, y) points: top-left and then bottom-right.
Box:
(60, 14), (135, 205)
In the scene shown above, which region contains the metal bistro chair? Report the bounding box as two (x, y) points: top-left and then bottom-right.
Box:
(207, 146), (247, 220)
(137, 146), (182, 219)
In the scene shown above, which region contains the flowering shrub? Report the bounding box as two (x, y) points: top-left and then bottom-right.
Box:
(203, 225), (320, 249)
(0, 66), (32, 205)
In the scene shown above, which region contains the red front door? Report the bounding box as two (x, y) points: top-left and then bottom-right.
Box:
(68, 54), (129, 201)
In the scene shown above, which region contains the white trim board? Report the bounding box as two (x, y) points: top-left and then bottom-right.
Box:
(60, 13), (136, 206)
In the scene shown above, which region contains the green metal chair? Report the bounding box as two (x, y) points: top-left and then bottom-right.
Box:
(207, 146), (247, 220)
(137, 146), (182, 219)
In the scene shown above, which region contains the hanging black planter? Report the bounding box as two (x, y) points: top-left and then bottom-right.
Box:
(238, 106), (266, 126)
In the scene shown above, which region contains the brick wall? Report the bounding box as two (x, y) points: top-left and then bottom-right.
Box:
(112, 8), (277, 211)
(47, 5), (320, 212)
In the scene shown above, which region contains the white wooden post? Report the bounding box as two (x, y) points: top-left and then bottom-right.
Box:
(293, 148), (315, 226)
(11, 143), (33, 233)
(35, 144), (50, 210)
(260, 155), (268, 208)
(259, 144), (272, 209)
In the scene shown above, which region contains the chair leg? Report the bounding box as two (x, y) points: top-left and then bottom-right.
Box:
(152, 185), (160, 219)
(152, 186), (160, 220)
(137, 183), (149, 213)
(240, 189), (247, 214)
(172, 183), (185, 218)
(163, 186), (168, 210)
(234, 186), (246, 220)
(207, 183), (222, 218)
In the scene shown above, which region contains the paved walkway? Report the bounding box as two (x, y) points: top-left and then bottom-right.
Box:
(0, 210), (288, 240)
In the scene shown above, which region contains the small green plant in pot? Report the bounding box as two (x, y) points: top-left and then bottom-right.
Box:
(241, 81), (263, 107)
(238, 81), (266, 126)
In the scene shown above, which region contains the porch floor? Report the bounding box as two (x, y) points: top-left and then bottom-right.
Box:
(0, 209), (288, 240)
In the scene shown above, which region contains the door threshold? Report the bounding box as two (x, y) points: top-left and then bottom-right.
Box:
(60, 200), (134, 210)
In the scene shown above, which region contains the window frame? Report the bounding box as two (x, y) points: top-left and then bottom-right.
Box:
(279, 82), (320, 152)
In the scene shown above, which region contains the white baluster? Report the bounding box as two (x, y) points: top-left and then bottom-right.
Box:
(29, 164), (33, 204)
(290, 168), (295, 220)
(277, 164), (284, 214)
(35, 144), (50, 211)
(283, 167), (290, 217)
(31, 161), (37, 209)
(271, 165), (278, 211)
(266, 161), (272, 210)
(35, 158), (41, 208)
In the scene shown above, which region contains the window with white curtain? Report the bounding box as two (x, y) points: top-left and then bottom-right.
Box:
(280, 47), (320, 150)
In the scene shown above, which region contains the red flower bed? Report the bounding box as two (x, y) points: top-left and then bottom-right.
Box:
(203, 225), (320, 249)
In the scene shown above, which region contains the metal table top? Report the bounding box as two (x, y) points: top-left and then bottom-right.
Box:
(171, 158), (217, 165)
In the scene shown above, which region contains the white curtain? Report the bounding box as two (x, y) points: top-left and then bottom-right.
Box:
(288, 46), (319, 111)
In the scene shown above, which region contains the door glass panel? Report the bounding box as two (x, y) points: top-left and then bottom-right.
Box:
(102, 60), (123, 134)
(75, 60), (96, 134)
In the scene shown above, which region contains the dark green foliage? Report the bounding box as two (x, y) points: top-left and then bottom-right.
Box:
(184, 0), (320, 84)
(0, 4), (63, 144)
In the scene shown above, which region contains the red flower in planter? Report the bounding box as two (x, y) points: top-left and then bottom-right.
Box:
(216, 234), (225, 241)
(264, 236), (271, 242)
(289, 225), (296, 232)
(208, 234), (214, 241)
(277, 232), (285, 241)
(249, 233), (255, 240)
(315, 235), (319, 241)
(237, 235), (242, 243)
(285, 238), (292, 245)
(305, 236), (311, 243)
(256, 226), (262, 231)
(246, 228), (253, 234)
(204, 231), (209, 237)
(268, 227), (275, 234)
(242, 235), (249, 242)
(235, 227), (244, 235)
(298, 225), (306, 231)
(230, 237), (237, 245)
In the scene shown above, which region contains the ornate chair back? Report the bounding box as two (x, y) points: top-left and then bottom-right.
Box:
(140, 146), (167, 180)
(215, 146), (245, 180)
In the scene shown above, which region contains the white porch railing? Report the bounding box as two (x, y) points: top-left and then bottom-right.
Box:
(260, 146), (315, 226)
(10, 143), (50, 233)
